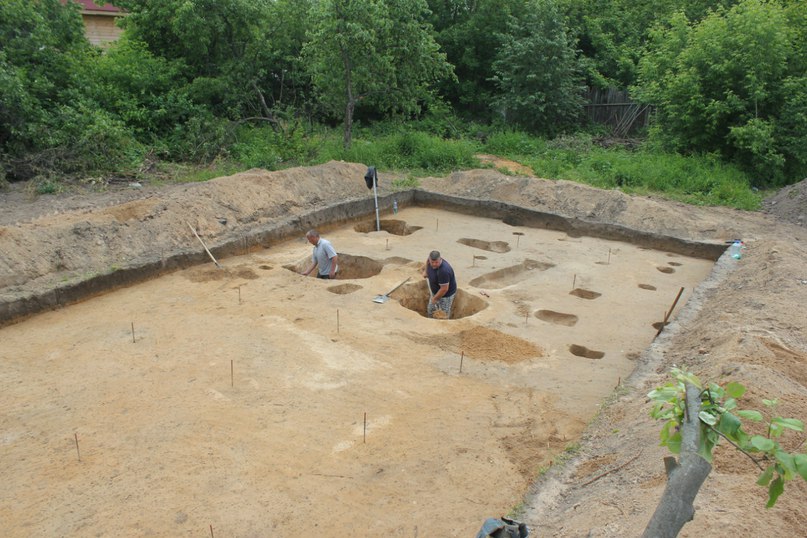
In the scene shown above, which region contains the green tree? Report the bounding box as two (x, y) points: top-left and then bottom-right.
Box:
(81, 37), (193, 141)
(558, 0), (735, 90)
(634, 0), (805, 184)
(115, 0), (309, 122)
(0, 0), (87, 153)
(0, 0), (139, 179)
(303, 0), (454, 148)
(427, 0), (522, 120)
(491, 0), (585, 136)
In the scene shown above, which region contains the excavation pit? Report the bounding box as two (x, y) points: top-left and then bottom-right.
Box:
(457, 237), (511, 253)
(284, 253), (383, 279)
(354, 219), (423, 236)
(0, 191), (726, 537)
(535, 309), (579, 327)
(468, 259), (554, 289)
(569, 288), (602, 300)
(394, 282), (487, 319)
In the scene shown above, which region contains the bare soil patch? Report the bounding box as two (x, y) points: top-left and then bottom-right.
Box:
(1, 162), (806, 537)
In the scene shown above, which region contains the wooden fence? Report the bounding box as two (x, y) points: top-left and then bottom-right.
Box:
(583, 88), (653, 137)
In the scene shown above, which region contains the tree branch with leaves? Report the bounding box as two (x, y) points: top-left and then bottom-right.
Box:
(645, 367), (807, 537)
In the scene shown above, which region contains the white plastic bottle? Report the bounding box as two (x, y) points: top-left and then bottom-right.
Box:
(393, 199), (398, 214)
(730, 240), (743, 259)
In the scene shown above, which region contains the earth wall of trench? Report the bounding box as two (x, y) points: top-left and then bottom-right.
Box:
(0, 189), (725, 328)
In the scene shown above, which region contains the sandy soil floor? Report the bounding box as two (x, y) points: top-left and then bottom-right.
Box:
(1, 161), (806, 537)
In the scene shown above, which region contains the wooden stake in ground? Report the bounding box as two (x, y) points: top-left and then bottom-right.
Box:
(436, 218), (439, 232)
(210, 524), (214, 538)
(608, 248), (612, 264)
(74, 433), (81, 462)
(386, 238), (389, 250)
(337, 309), (340, 334)
(363, 412), (367, 443)
(572, 273), (577, 290)
(187, 222), (221, 268)
(131, 322), (136, 344)
(230, 360), (234, 387)
(656, 287), (685, 337)
(459, 351), (464, 373)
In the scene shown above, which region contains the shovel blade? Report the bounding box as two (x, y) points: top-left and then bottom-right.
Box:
(373, 295), (389, 303)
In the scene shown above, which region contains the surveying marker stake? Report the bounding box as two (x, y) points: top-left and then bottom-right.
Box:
(74, 433), (81, 462)
(572, 274), (577, 290)
(131, 322), (136, 343)
(231, 360), (234, 387)
(460, 351), (464, 373)
(337, 309), (340, 334)
(363, 412), (367, 443)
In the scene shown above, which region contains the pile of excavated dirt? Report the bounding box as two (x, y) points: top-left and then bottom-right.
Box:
(1, 161), (805, 537)
(761, 178), (807, 228)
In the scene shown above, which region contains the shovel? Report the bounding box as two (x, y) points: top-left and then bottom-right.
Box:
(373, 277), (411, 304)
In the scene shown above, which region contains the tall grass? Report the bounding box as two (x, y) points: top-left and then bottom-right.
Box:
(317, 129), (479, 174)
(173, 123), (763, 211)
(513, 134), (761, 210)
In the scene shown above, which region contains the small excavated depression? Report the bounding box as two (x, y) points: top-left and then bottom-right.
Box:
(469, 259), (554, 289)
(569, 344), (605, 360)
(328, 283), (362, 295)
(569, 288), (602, 300)
(354, 219), (423, 236)
(535, 310), (579, 327)
(457, 238), (511, 253)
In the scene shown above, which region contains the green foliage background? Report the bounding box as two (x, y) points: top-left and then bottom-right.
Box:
(1, 0), (804, 205)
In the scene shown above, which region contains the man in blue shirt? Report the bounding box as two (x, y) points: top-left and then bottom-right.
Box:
(301, 229), (339, 279)
(421, 250), (457, 319)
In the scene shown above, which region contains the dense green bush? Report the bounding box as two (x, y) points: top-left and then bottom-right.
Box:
(634, 0), (805, 186)
(230, 122), (318, 169)
(84, 38), (195, 142)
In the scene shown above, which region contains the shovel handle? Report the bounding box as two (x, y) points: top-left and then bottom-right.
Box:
(386, 276), (411, 296)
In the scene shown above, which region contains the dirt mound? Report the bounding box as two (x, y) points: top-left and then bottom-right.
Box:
(762, 178), (807, 227)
